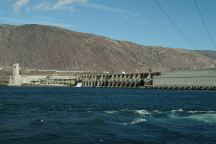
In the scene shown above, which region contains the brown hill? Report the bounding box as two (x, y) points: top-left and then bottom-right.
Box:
(0, 24), (216, 73)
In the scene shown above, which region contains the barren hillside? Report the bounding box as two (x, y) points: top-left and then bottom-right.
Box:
(0, 24), (216, 73)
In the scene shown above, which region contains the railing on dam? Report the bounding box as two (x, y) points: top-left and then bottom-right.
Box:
(77, 72), (161, 88)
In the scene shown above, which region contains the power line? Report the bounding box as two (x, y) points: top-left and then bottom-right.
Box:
(193, 0), (216, 49)
(154, 0), (194, 49)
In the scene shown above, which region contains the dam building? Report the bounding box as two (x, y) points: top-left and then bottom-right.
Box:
(8, 63), (47, 86)
(8, 63), (76, 86)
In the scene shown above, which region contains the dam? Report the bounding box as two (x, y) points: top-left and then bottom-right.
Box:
(152, 70), (216, 90)
(77, 72), (160, 88)
(4, 64), (216, 90)
(76, 70), (216, 90)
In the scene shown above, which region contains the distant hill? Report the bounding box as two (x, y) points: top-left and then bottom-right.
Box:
(0, 24), (216, 73)
(196, 50), (216, 61)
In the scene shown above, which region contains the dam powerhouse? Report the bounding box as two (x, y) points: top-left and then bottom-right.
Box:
(2, 63), (216, 90)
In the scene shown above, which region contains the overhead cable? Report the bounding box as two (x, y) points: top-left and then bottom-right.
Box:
(193, 0), (216, 49)
(154, 0), (194, 49)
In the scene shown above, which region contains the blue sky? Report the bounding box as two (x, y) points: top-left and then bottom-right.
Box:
(0, 0), (215, 50)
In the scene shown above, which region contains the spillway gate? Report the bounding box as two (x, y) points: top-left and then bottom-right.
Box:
(77, 72), (160, 88)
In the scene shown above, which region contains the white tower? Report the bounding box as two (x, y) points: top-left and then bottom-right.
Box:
(8, 63), (22, 86)
(13, 63), (20, 76)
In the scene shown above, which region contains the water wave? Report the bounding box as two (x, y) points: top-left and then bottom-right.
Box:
(171, 109), (215, 114)
(104, 109), (151, 116)
(166, 109), (216, 124)
(171, 108), (184, 113)
(104, 108), (216, 116)
(130, 118), (147, 125)
(133, 109), (151, 115)
(104, 108), (216, 124)
(187, 110), (215, 114)
(184, 113), (216, 124)
(120, 118), (147, 125)
(104, 110), (118, 114)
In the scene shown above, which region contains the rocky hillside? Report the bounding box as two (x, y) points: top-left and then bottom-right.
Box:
(0, 24), (216, 73)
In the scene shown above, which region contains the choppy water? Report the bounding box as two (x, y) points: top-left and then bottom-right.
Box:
(0, 87), (216, 144)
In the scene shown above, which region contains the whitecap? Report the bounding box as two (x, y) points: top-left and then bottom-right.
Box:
(170, 109), (215, 114)
(134, 109), (151, 115)
(120, 118), (147, 125)
(130, 118), (146, 125)
(187, 110), (215, 114)
(105, 109), (151, 115)
(171, 108), (184, 113)
(119, 109), (128, 112)
(152, 110), (160, 113)
(104, 109), (128, 114)
(104, 110), (117, 114)
(120, 122), (128, 125)
(187, 110), (205, 114)
(185, 113), (216, 124)
(167, 111), (216, 124)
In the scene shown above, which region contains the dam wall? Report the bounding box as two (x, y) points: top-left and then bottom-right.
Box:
(5, 64), (216, 90)
(77, 70), (216, 90)
(152, 70), (216, 90)
(77, 72), (160, 88)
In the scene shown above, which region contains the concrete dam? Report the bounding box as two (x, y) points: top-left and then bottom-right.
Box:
(77, 72), (160, 88)
(5, 64), (216, 90)
(77, 70), (216, 90)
